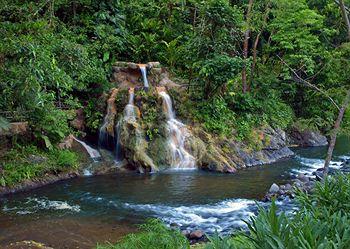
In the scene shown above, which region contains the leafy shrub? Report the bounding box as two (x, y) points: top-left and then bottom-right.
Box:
(51, 149), (79, 170)
(97, 219), (190, 249)
(0, 145), (80, 187)
(194, 97), (235, 136)
(204, 233), (253, 249)
(244, 174), (350, 249)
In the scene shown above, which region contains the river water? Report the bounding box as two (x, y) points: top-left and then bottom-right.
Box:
(1, 137), (349, 248)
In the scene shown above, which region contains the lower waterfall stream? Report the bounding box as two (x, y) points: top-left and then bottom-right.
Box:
(1, 137), (350, 248)
(159, 91), (196, 169)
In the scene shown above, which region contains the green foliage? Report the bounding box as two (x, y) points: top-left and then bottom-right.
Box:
(1, 0), (349, 151)
(32, 107), (72, 148)
(197, 55), (243, 98)
(0, 0), (119, 145)
(194, 97), (236, 136)
(204, 233), (254, 249)
(51, 149), (79, 170)
(136, 90), (162, 141)
(96, 219), (190, 249)
(268, 0), (325, 75)
(0, 116), (10, 132)
(244, 174), (350, 249)
(0, 145), (79, 187)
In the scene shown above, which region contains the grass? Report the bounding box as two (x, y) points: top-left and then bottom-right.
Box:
(96, 219), (190, 249)
(0, 145), (79, 187)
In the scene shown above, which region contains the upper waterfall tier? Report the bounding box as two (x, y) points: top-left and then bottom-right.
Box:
(138, 64), (149, 89)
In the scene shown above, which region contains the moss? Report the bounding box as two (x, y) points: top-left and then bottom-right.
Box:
(115, 89), (129, 115)
(135, 89), (165, 141)
(147, 135), (171, 168)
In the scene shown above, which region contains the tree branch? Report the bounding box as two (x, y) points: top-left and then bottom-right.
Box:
(277, 55), (340, 111)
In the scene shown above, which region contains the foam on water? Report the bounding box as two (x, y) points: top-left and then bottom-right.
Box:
(2, 197), (81, 215)
(123, 199), (258, 233)
(83, 169), (93, 176)
(293, 156), (343, 175)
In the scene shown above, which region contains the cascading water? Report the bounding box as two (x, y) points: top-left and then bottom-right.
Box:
(98, 89), (118, 150)
(159, 91), (195, 169)
(124, 88), (136, 121)
(115, 88), (137, 161)
(139, 65), (149, 89)
(73, 137), (101, 161)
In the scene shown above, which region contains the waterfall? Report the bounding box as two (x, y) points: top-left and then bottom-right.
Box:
(98, 88), (118, 149)
(159, 91), (195, 169)
(124, 87), (136, 121)
(139, 65), (149, 88)
(73, 137), (101, 161)
(115, 88), (137, 161)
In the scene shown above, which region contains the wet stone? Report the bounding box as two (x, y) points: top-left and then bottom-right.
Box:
(269, 183), (280, 193)
(189, 230), (204, 240)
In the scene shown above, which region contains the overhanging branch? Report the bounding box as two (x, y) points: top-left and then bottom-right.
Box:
(277, 55), (340, 111)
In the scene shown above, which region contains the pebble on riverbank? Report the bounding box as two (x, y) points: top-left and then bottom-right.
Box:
(264, 161), (350, 202)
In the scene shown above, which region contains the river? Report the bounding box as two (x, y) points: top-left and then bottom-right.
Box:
(1, 137), (349, 248)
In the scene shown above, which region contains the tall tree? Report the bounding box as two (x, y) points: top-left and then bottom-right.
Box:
(323, 0), (350, 176)
(242, 0), (254, 93)
(339, 0), (350, 40)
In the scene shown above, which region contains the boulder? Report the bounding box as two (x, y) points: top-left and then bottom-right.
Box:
(0, 122), (29, 136)
(234, 127), (294, 167)
(181, 230), (191, 238)
(297, 173), (310, 182)
(288, 127), (328, 147)
(189, 230), (204, 240)
(269, 183), (280, 193)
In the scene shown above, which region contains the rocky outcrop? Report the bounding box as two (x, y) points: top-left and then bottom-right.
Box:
(111, 61), (179, 90)
(95, 61), (310, 174)
(70, 108), (85, 131)
(0, 122), (29, 136)
(234, 127), (294, 167)
(187, 128), (239, 173)
(288, 127), (328, 147)
(119, 110), (157, 173)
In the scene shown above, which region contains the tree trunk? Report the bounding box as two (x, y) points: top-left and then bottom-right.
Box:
(250, 32), (261, 88)
(323, 0), (350, 176)
(323, 90), (350, 176)
(242, 31), (249, 93)
(242, 0), (254, 93)
(250, 1), (271, 86)
(339, 0), (350, 40)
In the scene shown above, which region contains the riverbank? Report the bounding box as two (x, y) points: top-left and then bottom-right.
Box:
(0, 145), (85, 197)
(3, 138), (348, 249)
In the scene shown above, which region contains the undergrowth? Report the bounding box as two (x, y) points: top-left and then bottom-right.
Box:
(0, 145), (79, 187)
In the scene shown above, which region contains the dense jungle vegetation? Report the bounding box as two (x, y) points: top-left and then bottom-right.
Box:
(1, 1), (350, 248)
(1, 0), (350, 147)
